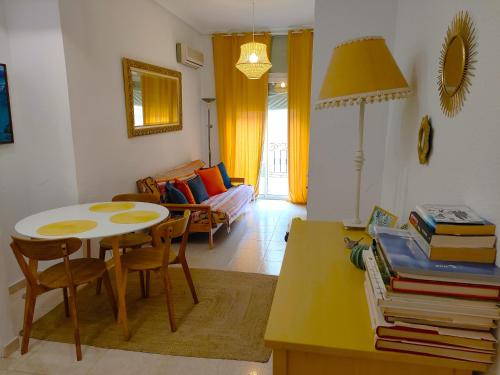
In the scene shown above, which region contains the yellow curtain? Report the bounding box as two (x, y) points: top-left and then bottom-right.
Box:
(288, 30), (313, 204)
(212, 33), (271, 190)
(141, 74), (179, 125)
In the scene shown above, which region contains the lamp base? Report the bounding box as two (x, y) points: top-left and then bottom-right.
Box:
(342, 219), (367, 229)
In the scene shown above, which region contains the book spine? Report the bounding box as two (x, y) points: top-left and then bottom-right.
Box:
(408, 225), (431, 257)
(415, 205), (437, 227)
(372, 239), (394, 281)
(409, 212), (434, 242)
(390, 278), (500, 301)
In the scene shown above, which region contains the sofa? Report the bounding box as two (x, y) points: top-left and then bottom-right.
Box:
(137, 160), (254, 248)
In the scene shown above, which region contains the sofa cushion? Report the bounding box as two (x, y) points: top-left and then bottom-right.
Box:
(165, 182), (188, 204)
(187, 175), (209, 203)
(174, 179), (196, 204)
(217, 162), (233, 189)
(196, 166), (227, 197)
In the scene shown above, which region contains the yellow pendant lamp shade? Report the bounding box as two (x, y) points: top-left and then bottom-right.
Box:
(236, 41), (272, 79)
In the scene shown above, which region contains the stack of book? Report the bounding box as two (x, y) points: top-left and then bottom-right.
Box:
(363, 224), (500, 366)
(409, 204), (497, 263)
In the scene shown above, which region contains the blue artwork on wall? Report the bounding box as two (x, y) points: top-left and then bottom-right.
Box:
(0, 63), (13, 144)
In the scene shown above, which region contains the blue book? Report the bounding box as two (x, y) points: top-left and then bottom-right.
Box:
(376, 228), (500, 286)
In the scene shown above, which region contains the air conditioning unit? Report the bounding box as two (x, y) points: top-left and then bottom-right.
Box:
(176, 43), (204, 69)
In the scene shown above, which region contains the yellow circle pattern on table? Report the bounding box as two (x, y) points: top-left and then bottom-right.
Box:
(37, 220), (98, 236)
(89, 202), (135, 213)
(110, 210), (161, 224)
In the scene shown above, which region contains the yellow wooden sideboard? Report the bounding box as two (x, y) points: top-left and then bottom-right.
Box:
(264, 219), (488, 375)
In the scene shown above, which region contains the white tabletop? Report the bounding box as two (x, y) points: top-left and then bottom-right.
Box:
(15, 202), (169, 240)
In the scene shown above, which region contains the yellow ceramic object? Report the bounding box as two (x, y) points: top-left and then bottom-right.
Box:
(37, 220), (98, 236)
(89, 202), (135, 213)
(110, 210), (160, 224)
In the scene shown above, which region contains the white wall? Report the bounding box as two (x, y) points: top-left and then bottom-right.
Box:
(0, 0), (79, 348)
(59, 0), (207, 203)
(379, 2), (500, 372)
(307, 0), (399, 220)
(381, 0), (500, 234)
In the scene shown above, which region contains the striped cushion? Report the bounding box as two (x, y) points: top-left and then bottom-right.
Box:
(192, 184), (254, 226)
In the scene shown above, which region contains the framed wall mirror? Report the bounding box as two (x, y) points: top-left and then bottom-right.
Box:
(122, 58), (182, 138)
(438, 11), (477, 117)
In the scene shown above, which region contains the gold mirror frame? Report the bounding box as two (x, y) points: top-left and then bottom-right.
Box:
(438, 11), (477, 117)
(122, 58), (182, 138)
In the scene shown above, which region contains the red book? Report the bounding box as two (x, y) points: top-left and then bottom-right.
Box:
(391, 277), (500, 301)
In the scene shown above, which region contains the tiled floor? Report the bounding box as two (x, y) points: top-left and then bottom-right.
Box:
(1, 199), (306, 375)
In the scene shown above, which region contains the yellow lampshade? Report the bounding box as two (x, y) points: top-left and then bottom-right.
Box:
(316, 36), (410, 109)
(235, 42), (272, 80)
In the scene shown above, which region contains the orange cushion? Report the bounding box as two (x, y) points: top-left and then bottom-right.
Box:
(195, 167), (227, 197)
(173, 179), (196, 204)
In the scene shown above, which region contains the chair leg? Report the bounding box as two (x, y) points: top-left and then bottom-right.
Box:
(181, 260), (198, 304)
(102, 271), (117, 319)
(117, 270), (128, 324)
(161, 269), (176, 332)
(208, 230), (214, 249)
(67, 285), (82, 361)
(63, 287), (70, 317)
(95, 247), (106, 295)
(21, 286), (36, 355)
(139, 271), (146, 298)
(145, 270), (151, 298)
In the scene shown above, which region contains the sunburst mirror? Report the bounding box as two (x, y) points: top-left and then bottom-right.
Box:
(438, 11), (477, 117)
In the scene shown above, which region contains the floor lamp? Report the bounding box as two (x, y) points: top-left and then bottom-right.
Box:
(202, 98), (215, 167)
(316, 36), (410, 228)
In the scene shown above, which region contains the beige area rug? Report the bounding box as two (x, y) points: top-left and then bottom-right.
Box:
(30, 268), (277, 362)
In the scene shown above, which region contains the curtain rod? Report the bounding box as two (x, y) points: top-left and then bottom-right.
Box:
(218, 29), (312, 37)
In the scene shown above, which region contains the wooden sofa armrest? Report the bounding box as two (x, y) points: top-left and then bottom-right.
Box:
(161, 203), (211, 213)
(230, 177), (245, 185)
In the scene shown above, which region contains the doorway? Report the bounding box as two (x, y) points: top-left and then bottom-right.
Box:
(259, 76), (288, 199)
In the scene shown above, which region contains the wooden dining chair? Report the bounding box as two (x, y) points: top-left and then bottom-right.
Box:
(120, 210), (198, 332)
(96, 193), (160, 295)
(10, 237), (116, 361)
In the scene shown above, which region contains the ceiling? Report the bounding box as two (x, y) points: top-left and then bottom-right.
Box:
(154, 0), (315, 35)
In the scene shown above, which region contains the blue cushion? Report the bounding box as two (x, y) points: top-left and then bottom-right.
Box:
(217, 162), (232, 189)
(187, 175), (209, 203)
(165, 182), (188, 204)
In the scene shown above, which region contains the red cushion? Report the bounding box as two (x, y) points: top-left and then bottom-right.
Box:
(173, 179), (196, 204)
(195, 167), (227, 197)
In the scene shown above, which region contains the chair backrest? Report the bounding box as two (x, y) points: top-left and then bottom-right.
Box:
(152, 210), (191, 265)
(11, 237), (82, 261)
(10, 237), (82, 289)
(112, 193), (160, 204)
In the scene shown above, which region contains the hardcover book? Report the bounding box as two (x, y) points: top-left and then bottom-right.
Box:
(375, 228), (500, 286)
(408, 224), (496, 264)
(416, 204), (485, 224)
(410, 210), (496, 236)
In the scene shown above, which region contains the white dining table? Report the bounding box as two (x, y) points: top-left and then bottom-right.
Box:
(15, 202), (169, 340)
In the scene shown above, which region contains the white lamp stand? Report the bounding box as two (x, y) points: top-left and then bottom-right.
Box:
(342, 100), (367, 228)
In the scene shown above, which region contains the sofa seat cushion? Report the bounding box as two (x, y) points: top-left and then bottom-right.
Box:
(191, 184), (254, 227)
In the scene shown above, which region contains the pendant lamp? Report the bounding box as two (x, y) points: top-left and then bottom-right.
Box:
(235, 0), (271, 79)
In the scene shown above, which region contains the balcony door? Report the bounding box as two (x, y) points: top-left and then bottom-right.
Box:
(259, 77), (288, 199)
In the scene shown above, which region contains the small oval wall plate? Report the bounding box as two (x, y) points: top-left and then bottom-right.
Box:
(418, 115), (432, 164)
